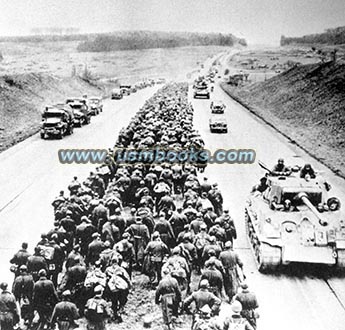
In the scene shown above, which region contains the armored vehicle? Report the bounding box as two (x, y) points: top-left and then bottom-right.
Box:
(245, 171), (345, 272)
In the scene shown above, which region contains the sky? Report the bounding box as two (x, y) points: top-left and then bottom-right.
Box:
(1, 0), (345, 45)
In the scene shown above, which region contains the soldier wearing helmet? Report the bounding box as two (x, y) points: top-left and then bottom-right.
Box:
(32, 269), (58, 329)
(300, 163), (316, 179)
(50, 290), (79, 329)
(85, 285), (112, 330)
(0, 282), (19, 330)
(155, 268), (182, 328)
(183, 279), (221, 317)
(223, 301), (254, 330)
(271, 158), (291, 176)
(219, 241), (244, 302)
(202, 236), (222, 262)
(125, 215), (150, 268)
(105, 256), (131, 322)
(200, 259), (224, 298)
(144, 232), (170, 283)
(10, 242), (31, 277)
(12, 265), (34, 326)
(234, 283), (259, 329)
(27, 246), (48, 282)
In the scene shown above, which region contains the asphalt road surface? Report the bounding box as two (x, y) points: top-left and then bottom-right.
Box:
(191, 83), (345, 330)
(0, 86), (159, 282)
(1, 77), (345, 330)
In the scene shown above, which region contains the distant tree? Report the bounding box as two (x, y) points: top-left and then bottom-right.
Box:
(76, 30), (246, 52)
(0, 50), (3, 61)
(71, 65), (76, 77)
(281, 26), (345, 46)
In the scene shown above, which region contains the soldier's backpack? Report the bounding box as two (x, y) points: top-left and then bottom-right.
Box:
(167, 258), (186, 279)
(85, 298), (105, 322)
(84, 269), (107, 288)
(227, 318), (246, 330)
(38, 244), (55, 261)
(195, 234), (208, 251)
(107, 274), (128, 292)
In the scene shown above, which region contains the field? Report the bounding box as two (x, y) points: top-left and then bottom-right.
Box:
(222, 45), (343, 82)
(0, 41), (231, 152)
(0, 41), (230, 82)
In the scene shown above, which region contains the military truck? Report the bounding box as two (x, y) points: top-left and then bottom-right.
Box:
(111, 88), (123, 99)
(66, 98), (91, 126)
(120, 85), (131, 96)
(89, 97), (103, 115)
(40, 105), (74, 139)
(246, 170), (345, 272)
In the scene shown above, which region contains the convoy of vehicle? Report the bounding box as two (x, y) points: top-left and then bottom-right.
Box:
(246, 169), (345, 272)
(40, 77), (159, 140)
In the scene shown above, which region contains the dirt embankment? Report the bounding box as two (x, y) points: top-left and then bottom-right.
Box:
(221, 61), (345, 177)
(0, 73), (103, 152)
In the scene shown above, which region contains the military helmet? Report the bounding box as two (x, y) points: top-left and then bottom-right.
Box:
(199, 279), (210, 289)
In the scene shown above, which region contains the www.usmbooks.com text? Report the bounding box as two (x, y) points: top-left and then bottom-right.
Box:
(58, 148), (256, 165)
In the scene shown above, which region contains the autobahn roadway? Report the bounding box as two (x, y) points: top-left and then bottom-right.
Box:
(0, 85), (160, 283)
(1, 73), (345, 329)
(191, 82), (345, 330)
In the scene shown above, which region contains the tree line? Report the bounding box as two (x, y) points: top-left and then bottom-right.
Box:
(281, 26), (345, 45)
(76, 30), (247, 52)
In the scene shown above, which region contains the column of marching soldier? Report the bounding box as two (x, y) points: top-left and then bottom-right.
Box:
(2, 83), (259, 330)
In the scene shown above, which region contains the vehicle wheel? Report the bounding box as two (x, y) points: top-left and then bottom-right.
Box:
(40, 133), (45, 139)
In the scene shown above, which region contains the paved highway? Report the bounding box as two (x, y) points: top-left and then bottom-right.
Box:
(0, 86), (159, 283)
(1, 73), (345, 329)
(191, 82), (345, 330)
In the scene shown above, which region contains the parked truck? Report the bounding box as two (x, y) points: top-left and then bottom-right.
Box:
(40, 105), (74, 139)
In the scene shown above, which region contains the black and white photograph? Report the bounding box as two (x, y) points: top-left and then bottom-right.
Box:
(1, 0), (345, 329)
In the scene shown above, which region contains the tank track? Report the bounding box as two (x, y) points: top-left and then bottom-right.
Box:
(245, 209), (282, 272)
(336, 249), (345, 268)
